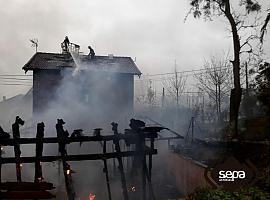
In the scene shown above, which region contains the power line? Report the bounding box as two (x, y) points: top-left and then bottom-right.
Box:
(0, 82), (32, 85)
(135, 67), (232, 82)
(140, 66), (232, 77)
(0, 84), (32, 86)
(0, 80), (32, 84)
(0, 75), (32, 77)
(0, 77), (32, 81)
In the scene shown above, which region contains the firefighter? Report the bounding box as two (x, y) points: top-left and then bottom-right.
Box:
(88, 46), (95, 59)
(63, 36), (70, 52)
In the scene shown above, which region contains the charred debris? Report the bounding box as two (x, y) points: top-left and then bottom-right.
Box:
(0, 116), (165, 200)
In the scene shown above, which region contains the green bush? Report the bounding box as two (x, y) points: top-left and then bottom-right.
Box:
(187, 187), (270, 200)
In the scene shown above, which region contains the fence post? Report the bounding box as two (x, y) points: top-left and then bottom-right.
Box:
(112, 122), (129, 200)
(0, 145), (2, 183)
(56, 119), (76, 200)
(35, 122), (45, 183)
(12, 116), (24, 182)
(103, 140), (112, 200)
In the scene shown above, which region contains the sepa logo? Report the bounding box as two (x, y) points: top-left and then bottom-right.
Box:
(205, 157), (257, 190)
(218, 170), (246, 182)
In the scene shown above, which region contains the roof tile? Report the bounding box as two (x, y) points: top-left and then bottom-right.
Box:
(22, 52), (141, 75)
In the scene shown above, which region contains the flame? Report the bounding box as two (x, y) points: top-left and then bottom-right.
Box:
(66, 169), (71, 175)
(37, 177), (44, 182)
(88, 193), (96, 200)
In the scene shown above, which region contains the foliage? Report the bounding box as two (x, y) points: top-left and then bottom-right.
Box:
(162, 65), (187, 106)
(253, 62), (270, 114)
(187, 0), (263, 136)
(187, 0), (262, 61)
(257, 165), (270, 190)
(189, 0), (261, 18)
(135, 79), (157, 107)
(147, 80), (156, 106)
(187, 187), (270, 200)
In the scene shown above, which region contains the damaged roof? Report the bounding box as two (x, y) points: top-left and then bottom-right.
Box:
(22, 52), (141, 75)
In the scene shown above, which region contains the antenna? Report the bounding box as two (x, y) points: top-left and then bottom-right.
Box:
(29, 38), (38, 53)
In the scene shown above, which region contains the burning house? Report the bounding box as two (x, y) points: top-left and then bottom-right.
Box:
(22, 37), (141, 125)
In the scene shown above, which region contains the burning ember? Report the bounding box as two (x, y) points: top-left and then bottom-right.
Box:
(88, 193), (96, 200)
(128, 185), (136, 192)
(131, 186), (136, 192)
(37, 176), (44, 182)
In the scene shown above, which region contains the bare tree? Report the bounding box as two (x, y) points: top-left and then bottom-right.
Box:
(135, 79), (156, 108)
(195, 55), (232, 120)
(261, 7), (270, 43)
(163, 64), (187, 107)
(188, 0), (263, 137)
(146, 79), (156, 107)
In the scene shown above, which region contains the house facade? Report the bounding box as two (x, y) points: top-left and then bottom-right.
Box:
(22, 41), (141, 123)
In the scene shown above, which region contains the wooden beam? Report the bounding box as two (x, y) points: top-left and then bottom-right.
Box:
(0, 145), (2, 182)
(0, 149), (157, 164)
(35, 122), (44, 183)
(102, 141), (112, 200)
(154, 136), (183, 141)
(112, 122), (129, 200)
(0, 133), (158, 146)
(0, 182), (54, 191)
(0, 191), (55, 199)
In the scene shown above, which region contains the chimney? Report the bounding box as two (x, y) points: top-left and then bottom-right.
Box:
(108, 54), (114, 59)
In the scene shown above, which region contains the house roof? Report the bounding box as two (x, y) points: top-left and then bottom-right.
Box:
(22, 52), (141, 75)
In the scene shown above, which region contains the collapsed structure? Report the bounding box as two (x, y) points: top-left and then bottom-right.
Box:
(0, 117), (160, 200)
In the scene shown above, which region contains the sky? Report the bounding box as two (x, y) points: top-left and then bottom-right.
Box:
(0, 0), (269, 98)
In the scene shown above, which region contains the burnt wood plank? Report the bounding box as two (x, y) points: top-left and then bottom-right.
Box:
(0, 132), (158, 146)
(112, 122), (129, 200)
(0, 182), (54, 191)
(0, 149), (157, 164)
(0, 191), (55, 199)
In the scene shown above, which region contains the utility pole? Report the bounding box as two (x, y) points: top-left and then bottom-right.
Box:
(202, 95), (205, 122)
(161, 87), (165, 107)
(245, 61), (251, 118)
(245, 62), (249, 96)
(191, 117), (194, 143)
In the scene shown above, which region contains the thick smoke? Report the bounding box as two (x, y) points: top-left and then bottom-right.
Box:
(36, 57), (133, 133)
(1, 54), (186, 199)
(27, 55), (135, 199)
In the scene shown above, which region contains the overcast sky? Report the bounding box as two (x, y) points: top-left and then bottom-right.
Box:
(0, 0), (269, 98)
